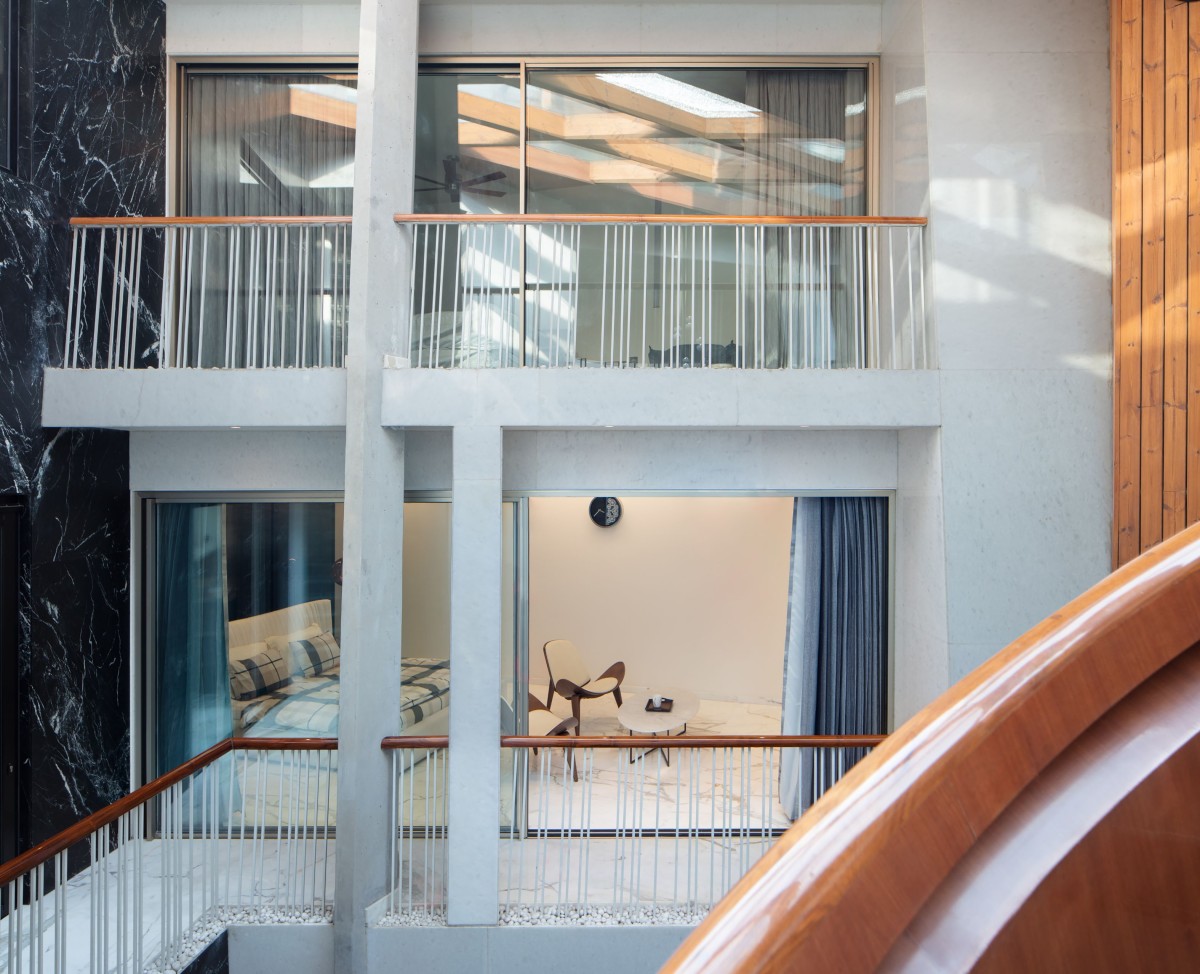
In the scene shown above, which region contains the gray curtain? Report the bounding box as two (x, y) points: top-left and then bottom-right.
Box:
(780, 496), (888, 819)
(185, 73), (355, 218)
(181, 73), (356, 366)
(747, 70), (868, 369)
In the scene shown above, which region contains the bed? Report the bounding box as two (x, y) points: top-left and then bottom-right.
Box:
(226, 599), (450, 738)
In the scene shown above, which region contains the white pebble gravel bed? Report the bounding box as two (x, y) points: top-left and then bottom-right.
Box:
(147, 905), (333, 973)
(376, 910), (448, 928)
(498, 905), (708, 927)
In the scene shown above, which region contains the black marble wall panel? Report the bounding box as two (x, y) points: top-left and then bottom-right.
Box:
(0, 0), (165, 849)
(181, 930), (229, 974)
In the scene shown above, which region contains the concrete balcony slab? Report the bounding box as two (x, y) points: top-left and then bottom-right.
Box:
(381, 368), (942, 430)
(42, 368), (348, 430)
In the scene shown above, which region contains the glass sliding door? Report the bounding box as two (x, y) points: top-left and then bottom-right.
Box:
(180, 69), (356, 366)
(151, 499), (343, 776)
(525, 68), (867, 218)
(184, 70), (357, 218)
(412, 71), (522, 366)
(414, 62), (871, 369)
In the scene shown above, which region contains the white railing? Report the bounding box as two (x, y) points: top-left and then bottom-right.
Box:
(0, 739), (336, 973)
(64, 217), (352, 369)
(398, 215), (930, 370)
(380, 739), (449, 925)
(496, 735), (883, 925)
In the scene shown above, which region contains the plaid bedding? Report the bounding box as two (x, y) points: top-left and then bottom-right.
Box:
(240, 658), (450, 737)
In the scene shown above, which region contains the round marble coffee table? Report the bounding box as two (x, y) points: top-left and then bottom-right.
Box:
(617, 688), (700, 765)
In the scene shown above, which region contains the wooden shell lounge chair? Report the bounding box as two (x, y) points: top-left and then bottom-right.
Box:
(528, 692), (579, 781)
(542, 638), (625, 735)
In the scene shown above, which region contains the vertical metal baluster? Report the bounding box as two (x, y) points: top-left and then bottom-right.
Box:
(640, 225), (649, 367)
(705, 226), (713, 357)
(231, 225), (243, 367)
(387, 751), (396, 915)
(117, 226), (133, 368)
(598, 225), (609, 368)
(125, 226), (142, 368)
(916, 226), (927, 368)
(74, 227), (91, 369)
(432, 224), (446, 364)
(732, 227), (741, 367)
(319, 226), (330, 367)
(179, 227), (195, 368)
(859, 225), (868, 369)
(324, 748), (334, 910)
(673, 745), (682, 907)
(106, 228), (123, 369)
(195, 227), (211, 369)
(224, 226), (237, 368)
(89, 229), (107, 369)
(248, 225), (260, 367)
(868, 225), (879, 368)
(264, 224), (276, 366)
(416, 226), (429, 366)
(296, 228), (309, 368)
(64, 228), (80, 369)
(756, 226), (765, 368)
(888, 227), (898, 370)
(160, 226), (177, 369)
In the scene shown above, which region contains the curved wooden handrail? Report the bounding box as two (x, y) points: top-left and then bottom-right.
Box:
(500, 734), (886, 749)
(0, 737), (337, 888)
(69, 215), (353, 227)
(663, 521), (1200, 973)
(394, 213), (927, 227)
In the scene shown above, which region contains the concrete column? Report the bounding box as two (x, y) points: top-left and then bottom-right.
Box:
(447, 425), (504, 925)
(334, 0), (418, 966)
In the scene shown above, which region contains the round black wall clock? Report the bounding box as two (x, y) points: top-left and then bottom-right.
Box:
(589, 497), (622, 527)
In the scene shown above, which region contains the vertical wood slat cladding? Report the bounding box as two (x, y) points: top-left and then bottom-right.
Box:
(1112, 0), (1200, 566)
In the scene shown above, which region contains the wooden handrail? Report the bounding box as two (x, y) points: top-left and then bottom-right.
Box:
(0, 737), (337, 888)
(69, 215), (353, 227)
(500, 734), (886, 749)
(394, 213), (927, 227)
(662, 522), (1200, 974)
(380, 735), (883, 750)
(381, 736), (450, 749)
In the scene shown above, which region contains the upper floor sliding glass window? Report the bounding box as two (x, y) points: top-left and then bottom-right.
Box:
(182, 67), (357, 216)
(415, 63), (871, 217)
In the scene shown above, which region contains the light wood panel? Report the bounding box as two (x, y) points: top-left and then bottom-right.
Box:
(1113, 0), (1200, 565)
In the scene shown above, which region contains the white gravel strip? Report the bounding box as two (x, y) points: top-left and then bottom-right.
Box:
(376, 909), (449, 928)
(147, 905), (333, 973)
(498, 904), (708, 927)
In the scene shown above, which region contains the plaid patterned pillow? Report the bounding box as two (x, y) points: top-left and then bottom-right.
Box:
(289, 630), (341, 678)
(229, 648), (291, 700)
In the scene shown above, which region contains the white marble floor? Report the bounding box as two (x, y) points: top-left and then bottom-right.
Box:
(0, 836), (332, 974)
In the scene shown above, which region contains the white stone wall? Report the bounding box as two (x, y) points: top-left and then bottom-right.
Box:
(922, 0), (1112, 679)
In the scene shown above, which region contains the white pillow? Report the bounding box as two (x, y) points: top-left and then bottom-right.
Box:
(266, 624), (323, 677)
(229, 640), (270, 663)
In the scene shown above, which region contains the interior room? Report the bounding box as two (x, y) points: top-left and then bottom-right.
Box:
(527, 495), (794, 737)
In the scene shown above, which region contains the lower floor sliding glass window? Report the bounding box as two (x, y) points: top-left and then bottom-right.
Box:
(152, 500), (343, 775)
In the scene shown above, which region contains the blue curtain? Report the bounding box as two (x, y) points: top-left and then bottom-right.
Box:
(780, 496), (888, 818)
(156, 504), (232, 775)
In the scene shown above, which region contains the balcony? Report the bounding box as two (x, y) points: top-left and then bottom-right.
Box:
(44, 213), (940, 432)
(0, 732), (881, 971)
(400, 214), (931, 371)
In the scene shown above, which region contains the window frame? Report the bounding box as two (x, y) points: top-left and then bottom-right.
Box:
(168, 57), (358, 217)
(418, 55), (881, 216)
(0, 0), (16, 173)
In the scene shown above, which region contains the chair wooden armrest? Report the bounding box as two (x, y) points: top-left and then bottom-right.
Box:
(555, 677), (586, 700)
(550, 716), (578, 737)
(596, 661), (626, 685)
